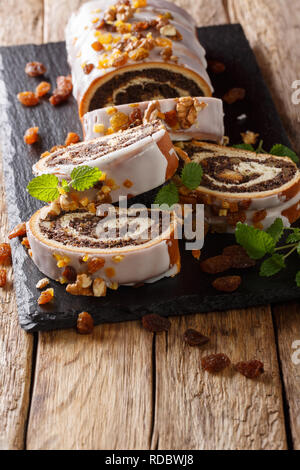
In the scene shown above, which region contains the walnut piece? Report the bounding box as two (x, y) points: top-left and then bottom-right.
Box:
(93, 278), (107, 297)
(66, 273), (93, 296)
(176, 97), (200, 129)
(36, 278), (50, 289)
(143, 100), (161, 123)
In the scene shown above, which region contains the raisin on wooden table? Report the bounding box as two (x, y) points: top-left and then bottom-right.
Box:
(235, 360), (264, 379)
(201, 353), (231, 373)
(184, 329), (210, 347)
(77, 311), (94, 335)
(142, 314), (171, 333)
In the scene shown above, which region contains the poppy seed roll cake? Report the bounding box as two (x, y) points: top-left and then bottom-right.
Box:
(65, 0), (213, 117)
(27, 207), (181, 291)
(33, 121), (178, 203)
(177, 142), (300, 231)
(83, 96), (224, 143)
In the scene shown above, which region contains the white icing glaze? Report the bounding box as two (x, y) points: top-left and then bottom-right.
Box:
(33, 125), (178, 203)
(27, 208), (180, 286)
(83, 96), (224, 142)
(65, 0), (213, 114)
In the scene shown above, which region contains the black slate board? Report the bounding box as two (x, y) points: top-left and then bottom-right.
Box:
(0, 24), (299, 332)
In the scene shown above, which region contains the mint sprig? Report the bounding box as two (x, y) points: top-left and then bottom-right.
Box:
(235, 218), (300, 285)
(233, 139), (299, 163)
(154, 162), (203, 207)
(27, 166), (103, 202)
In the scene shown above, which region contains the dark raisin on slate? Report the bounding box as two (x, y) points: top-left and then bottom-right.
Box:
(235, 360), (264, 379)
(184, 329), (210, 347)
(201, 353), (231, 373)
(77, 311), (94, 335)
(200, 255), (232, 274)
(212, 275), (241, 293)
(222, 245), (256, 269)
(142, 314), (171, 333)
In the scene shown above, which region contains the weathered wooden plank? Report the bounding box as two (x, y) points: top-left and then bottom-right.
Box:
(152, 308), (287, 450)
(27, 322), (154, 450)
(0, 0), (43, 450)
(273, 302), (300, 450)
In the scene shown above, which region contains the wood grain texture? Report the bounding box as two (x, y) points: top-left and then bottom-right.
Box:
(0, 0), (44, 450)
(27, 322), (154, 450)
(273, 302), (300, 450)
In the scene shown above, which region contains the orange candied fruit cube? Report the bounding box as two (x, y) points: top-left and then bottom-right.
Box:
(133, 0), (147, 7)
(91, 41), (104, 51)
(38, 288), (54, 305)
(24, 126), (39, 145)
(65, 132), (80, 146)
(35, 81), (51, 98)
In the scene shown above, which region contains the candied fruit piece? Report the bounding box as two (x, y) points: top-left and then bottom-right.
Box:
(110, 111), (129, 131)
(24, 126), (39, 145)
(17, 91), (39, 107)
(212, 275), (241, 293)
(87, 257), (105, 274)
(91, 41), (104, 51)
(0, 268), (7, 287)
(235, 360), (264, 379)
(62, 266), (77, 283)
(8, 222), (26, 239)
(223, 88), (246, 104)
(142, 314), (171, 333)
(201, 353), (231, 373)
(77, 311), (94, 334)
(184, 329), (209, 347)
(227, 211), (246, 227)
(38, 288), (54, 305)
(35, 81), (51, 97)
(253, 209), (267, 224)
(83, 63), (94, 74)
(222, 245), (256, 269)
(200, 255), (232, 274)
(25, 61), (46, 77)
(65, 132), (80, 146)
(164, 109), (178, 128)
(128, 107), (142, 127)
(0, 243), (12, 266)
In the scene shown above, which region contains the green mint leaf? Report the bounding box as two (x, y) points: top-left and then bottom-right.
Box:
(232, 143), (255, 152)
(61, 179), (70, 192)
(296, 271), (300, 287)
(266, 218), (284, 244)
(260, 254), (286, 277)
(181, 162), (203, 190)
(26, 174), (60, 202)
(154, 182), (179, 207)
(286, 229), (300, 244)
(71, 166), (102, 191)
(297, 242), (300, 256)
(270, 144), (299, 164)
(235, 222), (275, 259)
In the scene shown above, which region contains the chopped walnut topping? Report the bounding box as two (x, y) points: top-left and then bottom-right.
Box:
(241, 131), (259, 145)
(36, 278), (50, 289)
(77, 311), (94, 334)
(176, 97), (199, 129)
(87, 257), (105, 274)
(129, 47), (149, 61)
(160, 46), (172, 61)
(66, 274), (93, 296)
(111, 51), (128, 67)
(93, 277), (107, 297)
(40, 200), (61, 220)
(143, 100), (161, 123)
(159, 24), (177, 37)
(59, 194), (79, 212)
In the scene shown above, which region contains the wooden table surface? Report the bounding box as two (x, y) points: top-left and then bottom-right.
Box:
(0, 0), (300, 451)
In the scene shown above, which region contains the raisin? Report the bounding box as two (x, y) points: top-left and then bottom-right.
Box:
(201, 353), (231, 373)
(212, 275), (241, 293)
(65, 132), (80, 146)
(77, 311), (94, 335)
(200, 255), (232, 274)
(24, 126), (39, 144)
(222, 245), (256, 269)
(208, 59), (226, 74)
(35, 81), (51, 97)
(160, 46), (172, 61)
(112, 52), (128, 67)
(17, 91), (39, 107)
(235, 360), (264, 379)
(184, 329), (209, 347)
(133, 21), (150, 31)
(0, 268), (7, 287)
(25, 61), (46, 77)
(38, 288), (54, 305)
(128, 108), (143, 127)
(227, 211), (246, 227)
(62, 266), (77, 283)
(164, 110), (178, 128)
(0, 243), (12, 266)
(253, 209), (267, 224)
(223, 88), (246, 104)
(8, 222), (26, 239)
(83, 63), (94, 74)
(49, 75), (72, 106)
(87, 257), (105, 274)
(142, 314), (171, 333)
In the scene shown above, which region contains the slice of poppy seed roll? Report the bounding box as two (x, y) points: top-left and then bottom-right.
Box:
(26, 207), (181, 292)
(65, 0), (213, 117)
(83, 96), (224, 143)
(176, 141), (300, 232)
(33, 121), (178, 203)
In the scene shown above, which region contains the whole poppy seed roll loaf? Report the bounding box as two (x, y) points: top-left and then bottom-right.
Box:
(83, 96), (224, 143)
(65, 0), (213, 117)
(177, 141), (300, 232)
(33, 121), (178, 203)
(27, 207), (181, 292)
